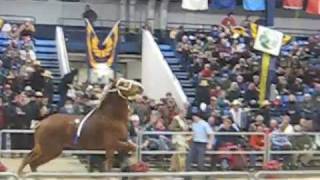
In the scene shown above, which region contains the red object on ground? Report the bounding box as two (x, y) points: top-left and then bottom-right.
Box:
(263, 160), (282, 179)
(0, 162), (7, 172)
(129, 161), (149, 172)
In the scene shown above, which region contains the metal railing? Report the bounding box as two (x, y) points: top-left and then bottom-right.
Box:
(255, 170), (320, 180)
(57, 17), (145, 29)
(139, 131), (268, 163)
(0, 14), (36, 23)
(24, 171), (251, 179)
(1, 129), (320, 169)
(0, 172), (19, 180)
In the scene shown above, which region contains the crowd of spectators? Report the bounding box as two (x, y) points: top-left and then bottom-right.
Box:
(0, 20), (51, 130)
(167, 14), (320, 170)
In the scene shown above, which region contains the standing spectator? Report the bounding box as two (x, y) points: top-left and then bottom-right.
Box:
(221, 12), (237, 27)
(82, 4), (98, 24)
(42, 70), (54, 105)
(29, 61), (44, 92)
(185, 110), (214, 172)
(229, 100), (246, 130)
(249, 125), (265, 169)
(169, 109), (189, 172)
(19, 21), (35, 39)
(58, 69), (78, 107)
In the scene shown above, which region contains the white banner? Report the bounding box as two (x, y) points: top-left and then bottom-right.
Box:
(253, 26), (283, 56)
(142, 30), (188, 109)
(182, 0), (208, 11)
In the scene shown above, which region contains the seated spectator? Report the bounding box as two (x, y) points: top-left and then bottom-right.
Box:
(215, 116), (240, 149)
(249, 115), (267, 132)
(226, 82), (241, 102)
(286, 94), (301, 125)
(195, 79), (211, 106)
(281, 115), (294, 134)
(244, 83), (259, 104)
(200, 64), (213, 78)
(249, 125), (265, 168)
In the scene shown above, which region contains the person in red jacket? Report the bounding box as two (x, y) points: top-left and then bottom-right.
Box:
(221, 12), (237, 27)
(249, 125), (265, 169)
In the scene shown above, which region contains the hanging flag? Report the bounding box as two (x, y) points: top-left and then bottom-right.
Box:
(306, 0), (320, 15)
(86, 19), (120, 68)
(243, 0), (266, 11)
(210, 0), (236, 9)
(283, 0), (303, 10)
(259, 53), (271, 105)
(182, 0), (208, 11)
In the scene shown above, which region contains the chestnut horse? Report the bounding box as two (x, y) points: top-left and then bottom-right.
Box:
(17, 78), (143, 175)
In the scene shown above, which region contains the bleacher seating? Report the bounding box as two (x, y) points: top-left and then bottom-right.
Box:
(0, 33), (61, 105)
(159, 44), (196, 103)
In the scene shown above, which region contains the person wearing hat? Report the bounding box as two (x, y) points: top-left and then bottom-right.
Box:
(185, 108), (214, 173)
(229, 99), (247, 130)
(42, 70), (54, 105)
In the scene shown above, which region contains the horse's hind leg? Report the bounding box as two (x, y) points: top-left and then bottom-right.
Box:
(17, 143), (42, 175)
(105, 149), (115, 171)
(29, 147), (63, 172)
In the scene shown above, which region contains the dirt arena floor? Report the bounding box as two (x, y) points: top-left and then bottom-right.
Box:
(1, 156), (320, 180)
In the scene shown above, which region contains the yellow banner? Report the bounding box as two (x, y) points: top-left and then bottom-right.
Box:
(259, 53), (271, 105)
(250, 23), (292, 45)
(86, 19), (120, 68)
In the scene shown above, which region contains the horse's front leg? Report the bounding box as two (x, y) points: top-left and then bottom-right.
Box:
(117, 140), (137, 152)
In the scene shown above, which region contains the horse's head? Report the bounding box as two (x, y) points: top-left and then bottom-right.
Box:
(110, 78), (144, 100)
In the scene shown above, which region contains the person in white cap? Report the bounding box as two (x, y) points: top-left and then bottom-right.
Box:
(229, 99), (246, 130)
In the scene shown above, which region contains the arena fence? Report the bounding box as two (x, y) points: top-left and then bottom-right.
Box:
(23, 171), (251, 179)
(0, 172), (19, 180)
(1, 129), (320, 167)
(255, 170), (320, 180)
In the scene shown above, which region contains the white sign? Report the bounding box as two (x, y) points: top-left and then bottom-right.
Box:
(254, 26), (283, 56)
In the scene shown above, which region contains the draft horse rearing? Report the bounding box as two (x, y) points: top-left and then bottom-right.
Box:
(17, 78), (144, 175)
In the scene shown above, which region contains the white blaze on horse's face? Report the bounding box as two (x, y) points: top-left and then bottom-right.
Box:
(116, 78), (144, 99)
